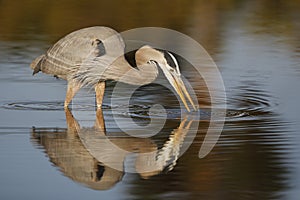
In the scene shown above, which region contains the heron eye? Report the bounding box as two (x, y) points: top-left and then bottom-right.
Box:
(147, 60), (157, 65)
(92, 38), (102, 46)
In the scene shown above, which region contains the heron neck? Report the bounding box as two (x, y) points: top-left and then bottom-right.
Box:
(108, 56), (158, 85)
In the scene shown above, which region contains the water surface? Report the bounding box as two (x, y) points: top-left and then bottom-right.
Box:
(0, 0), (300, 199)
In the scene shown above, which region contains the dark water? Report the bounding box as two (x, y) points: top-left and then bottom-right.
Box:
(1, 0), (300, 199)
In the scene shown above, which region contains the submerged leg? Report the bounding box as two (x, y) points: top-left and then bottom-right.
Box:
(64, 107), (80, 133)
(64, 80), (81, 108)
(94, 108), (106, 134)
(95, 81), (106, 109)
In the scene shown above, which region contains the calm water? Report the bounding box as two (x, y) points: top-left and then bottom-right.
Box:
(1, 0), (300, 199)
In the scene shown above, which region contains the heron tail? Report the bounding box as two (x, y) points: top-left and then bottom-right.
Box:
(30, 55), (45, 75)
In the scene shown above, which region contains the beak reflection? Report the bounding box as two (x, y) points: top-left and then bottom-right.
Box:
(31, 108), (196, 190)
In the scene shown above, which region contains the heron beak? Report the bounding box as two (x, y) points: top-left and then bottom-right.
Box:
(160, 64), (197, 112)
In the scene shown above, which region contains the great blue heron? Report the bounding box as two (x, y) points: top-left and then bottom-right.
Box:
(30, 26), (196, 111)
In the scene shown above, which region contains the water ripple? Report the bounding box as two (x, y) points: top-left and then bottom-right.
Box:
(2, 101), (64, 111)
(1, 100), (259, 122)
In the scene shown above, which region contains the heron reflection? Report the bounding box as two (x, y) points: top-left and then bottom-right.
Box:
(31, 108), (194, 190)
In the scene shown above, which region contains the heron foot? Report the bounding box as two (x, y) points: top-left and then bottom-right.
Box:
(96, 104), (102, 109)
(64, 102), (69, 109)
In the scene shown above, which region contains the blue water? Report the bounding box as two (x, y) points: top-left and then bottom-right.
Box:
(1, 0), (300, 199)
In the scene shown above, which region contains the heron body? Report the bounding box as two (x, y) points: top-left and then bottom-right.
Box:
(30, 26), (196, 111)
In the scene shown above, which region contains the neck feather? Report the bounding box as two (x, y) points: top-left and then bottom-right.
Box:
(106, 56), (158, 85)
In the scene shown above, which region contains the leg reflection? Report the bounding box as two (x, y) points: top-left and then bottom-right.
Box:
(32, 109), (196, 190)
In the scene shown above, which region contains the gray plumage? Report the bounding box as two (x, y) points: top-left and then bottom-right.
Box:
(30, 26), (196, 111)
(31, 26), (125, 83)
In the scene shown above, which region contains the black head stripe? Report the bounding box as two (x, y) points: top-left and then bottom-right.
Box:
(161, 50), (176, 68)
(161, 50), (180, 74)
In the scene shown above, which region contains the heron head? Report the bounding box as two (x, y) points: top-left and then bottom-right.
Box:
(136, 45), (197, 112)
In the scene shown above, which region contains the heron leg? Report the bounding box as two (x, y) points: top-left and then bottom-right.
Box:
(94, 108), (106, 134)
(64, 80), (81, 108)
(95, 81), (105, 109)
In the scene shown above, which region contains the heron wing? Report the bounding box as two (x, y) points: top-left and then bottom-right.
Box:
(70, 27), (126, 86)
(31, 26), (124, 82)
